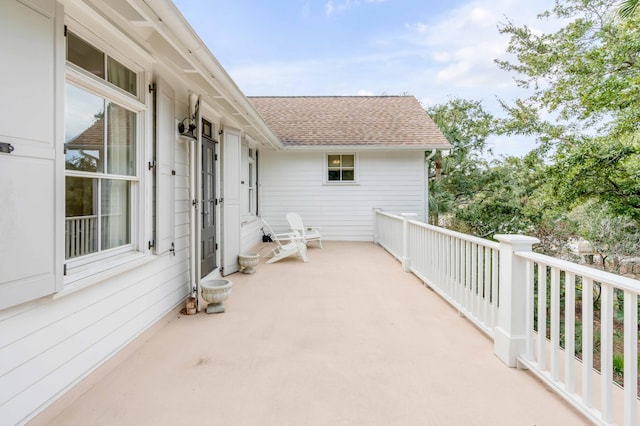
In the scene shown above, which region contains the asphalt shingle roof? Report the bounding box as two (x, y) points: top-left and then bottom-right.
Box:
(248, 96), (451, 149)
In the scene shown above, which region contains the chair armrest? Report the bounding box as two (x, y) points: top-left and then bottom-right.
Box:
(275, 232), (305, 241)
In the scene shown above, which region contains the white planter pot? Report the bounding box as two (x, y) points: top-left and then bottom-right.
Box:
(200, 278), (232, 313)
(238, 252), (260, 274)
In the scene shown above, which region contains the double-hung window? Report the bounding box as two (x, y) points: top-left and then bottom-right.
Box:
(248, 148), (257, 215)
(64, 32), (142, 263)
(241, 140), (259, 218)
(327, 153), (356, 182)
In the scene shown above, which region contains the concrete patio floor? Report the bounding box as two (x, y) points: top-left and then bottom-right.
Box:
(31, 241), (587, 425)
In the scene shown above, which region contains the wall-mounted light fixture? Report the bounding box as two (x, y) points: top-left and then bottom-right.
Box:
(178, 117), (196, 140)
(178, 93), (200, 140)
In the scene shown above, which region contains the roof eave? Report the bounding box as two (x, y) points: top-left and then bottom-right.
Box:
(281, 144), (452, 151)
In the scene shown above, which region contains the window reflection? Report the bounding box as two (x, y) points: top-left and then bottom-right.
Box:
(66, 32), (104, 79)
(65, 84), (104, 173)
(101, 180), (131, 250)
(65, 176), (98, 258)
(106, 102), (136, 176)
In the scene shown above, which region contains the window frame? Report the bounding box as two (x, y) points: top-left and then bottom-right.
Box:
(64, 31), (147, 278)
(248, 147), (257, 216)
(241, 138), (259, 219)
(325, 152), (358, 184)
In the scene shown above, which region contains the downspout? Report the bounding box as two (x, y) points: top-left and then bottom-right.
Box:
(186, 130), (199, 310)
(194, 97), (203, 311)
(424, 149), (437, 225)
(190, 95), (202, 311)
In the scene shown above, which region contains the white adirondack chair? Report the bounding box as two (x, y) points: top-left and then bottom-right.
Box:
(260, 218), (309, 264)
(286, 212), (323, 248)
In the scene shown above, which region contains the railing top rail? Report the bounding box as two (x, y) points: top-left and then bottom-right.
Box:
(65, 215), (99, 221)
(516, 250), (640, 294)
(375, 210), (403, 220)
(407, 220), (500, 250)
(374, 210), (500, 249)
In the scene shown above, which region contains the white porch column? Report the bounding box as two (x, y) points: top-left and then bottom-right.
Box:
(493, 234), (539, 367)
(401, 213), (418, 272)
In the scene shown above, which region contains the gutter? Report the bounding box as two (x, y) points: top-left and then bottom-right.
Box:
(424, 149), (437, 224)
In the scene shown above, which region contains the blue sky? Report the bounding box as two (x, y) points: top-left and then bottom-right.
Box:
(174, 0), (558, 157)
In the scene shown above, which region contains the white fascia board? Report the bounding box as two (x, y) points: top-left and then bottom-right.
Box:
(282, 144), (452, 152)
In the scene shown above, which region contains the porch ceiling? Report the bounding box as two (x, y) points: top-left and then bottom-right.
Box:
(31, 242), (586, 425)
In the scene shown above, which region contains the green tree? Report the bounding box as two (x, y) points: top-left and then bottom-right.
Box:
(496, 0), (640, 221)
(426, 98), (494, 225)
(569, 201), (640, 273)
(619, 0), (639, 17)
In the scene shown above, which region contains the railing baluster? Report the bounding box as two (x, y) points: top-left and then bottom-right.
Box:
(525, 259), (535, 360)
(454, 236), (460, 306)
(550, 266), (560, 380)
(483, 246), (490, 327)
(465, 241), (471, 314)
(623, 290), (638, 426)
(564, 272), (575, 394)
(471, 242), (477, 318)
(492, 247), (499, 330)
(537, 263), (547, 370)
(582, 277), (594, 408)
(600, 283), (614, 423)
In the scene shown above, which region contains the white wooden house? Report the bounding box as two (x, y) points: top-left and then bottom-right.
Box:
(0, 0), (449, 424)
(249, 96), (451, 239)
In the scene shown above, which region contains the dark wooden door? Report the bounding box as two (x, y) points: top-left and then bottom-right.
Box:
(201, 120), (216, 277)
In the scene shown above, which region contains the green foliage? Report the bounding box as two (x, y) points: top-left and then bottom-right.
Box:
(426, 98), (495, 225)
(569, 201), (640, 271)
(426, 1), (640, 267)
(496, 0), (640, 220)
(619, 0), (640, 19)
(613, 354), (624, 376)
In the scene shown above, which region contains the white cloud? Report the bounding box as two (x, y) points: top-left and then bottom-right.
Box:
(357, 89), (375, 96)
(325, 1), (334, 16)
(404, 0), (559, 93)
(222, 0), (560, 157)
(324, 0), (385, 16)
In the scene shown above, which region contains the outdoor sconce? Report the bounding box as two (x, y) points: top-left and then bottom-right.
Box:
(178, 117), (196, 140)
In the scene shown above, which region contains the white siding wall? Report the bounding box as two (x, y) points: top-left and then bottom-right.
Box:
(240, 217), (263, 253)
(0, 140), (191, 425)
(260, 150), (426, 241)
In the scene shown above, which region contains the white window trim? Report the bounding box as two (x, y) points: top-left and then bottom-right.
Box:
(324, 152), (359, 185)
(248, 146), (257, 216)
(241, 138), (259, 219)
(63, 31), (148, 285)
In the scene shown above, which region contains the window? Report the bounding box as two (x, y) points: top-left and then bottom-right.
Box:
(65, 33), (141, 262)
(248, 148), (257, 215)
(67, 31), (138, 96)
(241, 141), (259, 218)
(327, 153), (355, 182)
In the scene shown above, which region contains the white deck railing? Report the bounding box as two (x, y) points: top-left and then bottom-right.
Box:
(407, 220), (500, 337)
(374, 210), (639, 426)
(517, 251), (639, 426)
(374, 210), (404, 260)
(65, 215), (97, 259)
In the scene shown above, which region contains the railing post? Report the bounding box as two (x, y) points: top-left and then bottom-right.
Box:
(493, 234), (539, 367)
(372, 208), (381, 244)
(401, 213), (418, 272)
